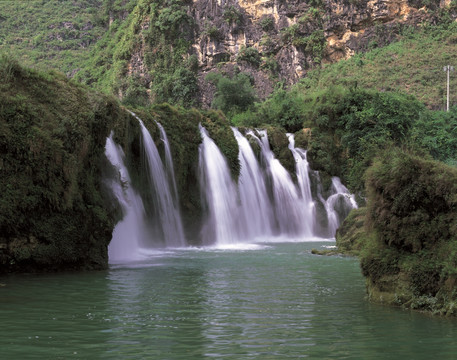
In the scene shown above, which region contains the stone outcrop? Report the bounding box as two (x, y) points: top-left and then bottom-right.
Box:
(118, 0), (447, 107)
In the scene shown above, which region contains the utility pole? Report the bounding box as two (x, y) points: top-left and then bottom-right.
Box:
(443, 65), (454, 111)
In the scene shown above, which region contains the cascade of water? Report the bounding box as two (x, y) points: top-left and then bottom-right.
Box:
(198, 125), (241, 245)
(156, 122), (179, 202)
(255, 130), (312, 237)
(232, 128), (274, 239)
(104, 133), (147, 262)
(287, 133), (316, 234)
(325, 177), (358, 237)
(138, 119), (186, 247)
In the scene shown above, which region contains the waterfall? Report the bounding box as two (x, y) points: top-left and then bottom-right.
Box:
(287, 133), (316, 234)
(105, 133), (147, 262)
(198, 125), (241, 245)
(156, 122), (179, 202)
(138, 119), (186, 247)
(106, 115), (358, 253)
(324, 177), (358, 237)
(255, 130), (313, 237)
(232, 128), (274, 239)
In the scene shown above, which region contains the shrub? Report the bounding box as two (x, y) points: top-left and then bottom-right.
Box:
(223, 6), (242, 25)
(236, 46), (261, 68)
(259, 16), (274, 31)
(205, 72), (257, 116)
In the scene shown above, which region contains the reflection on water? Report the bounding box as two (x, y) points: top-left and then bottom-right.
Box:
(1, 242), (457, 359)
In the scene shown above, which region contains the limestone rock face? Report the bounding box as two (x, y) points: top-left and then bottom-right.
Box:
(123, 0), (442, 107)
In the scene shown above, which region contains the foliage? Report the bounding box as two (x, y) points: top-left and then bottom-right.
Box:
(341, 148), (457, 314)
(261, 56), (280, 74)
(236, 46), (262, 68)
(75, 0), (198, 107)
(0, 55), (128, 272)
(300, 21), (457, 109)
(203, 24), (223, 41)
(366, 149), (457, 252)
(410, 107), (457, 165)
(0, 0), (106, 75)
(223, 6), (243, 25)
(233, 85), (424, 193)
(259, 16), (274, 32)
(205, 72), (257, 117)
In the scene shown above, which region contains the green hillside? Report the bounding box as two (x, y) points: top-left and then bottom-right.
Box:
(0, 0), (105, 75)
(300, 19), (457, 110)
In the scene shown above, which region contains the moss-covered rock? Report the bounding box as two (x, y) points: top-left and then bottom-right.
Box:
(263, 125), (295, 175)
(201, 109), (240, 181)
(335, 207), (368, 256)
(0, 56), (129, 273)
(293, 128), (311, 150)
(353, 148), (457, 315)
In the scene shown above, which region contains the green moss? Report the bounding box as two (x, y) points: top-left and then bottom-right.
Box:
(0, 56), (126, 273)
(335, 208), (368, 256)
(353, 149), (457, 315)
(201, 110), (240, 181)
(263, 125), (295, 175)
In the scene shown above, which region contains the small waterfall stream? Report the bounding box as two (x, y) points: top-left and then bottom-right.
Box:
(256, 130), (313, 237)
(198, 125), (241, 245)
(104, 133), (148, 262)
(325, 177), (358, 237)
(139, 120), (186, 247)
(233, 127), (274, 240)
(287, 133), (316, 234)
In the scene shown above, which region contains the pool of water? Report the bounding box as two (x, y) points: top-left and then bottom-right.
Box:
(1, 241), (457, 359)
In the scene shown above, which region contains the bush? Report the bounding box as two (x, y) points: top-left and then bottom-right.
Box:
(237, 46), (262, 68)
(259, 16), (274, 31)
(205, 72), (257, 116)
(223, 6), (243, 25)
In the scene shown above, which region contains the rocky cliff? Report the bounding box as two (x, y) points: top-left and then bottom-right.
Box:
(89, 0), (440, 108)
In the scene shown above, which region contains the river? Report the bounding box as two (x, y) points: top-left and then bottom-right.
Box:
(1, 241), (457, 359)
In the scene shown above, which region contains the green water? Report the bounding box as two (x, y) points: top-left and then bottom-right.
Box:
(1, 241), (457, 359)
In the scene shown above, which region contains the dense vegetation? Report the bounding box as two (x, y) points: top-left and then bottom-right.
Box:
(0, 55), (127, 272)
(337, 149), (457, 315)
(232, 84), (457, 196)
(0, 55), (240, 268)
(300, 20), (457, 110)
(75, 0), (198, 107)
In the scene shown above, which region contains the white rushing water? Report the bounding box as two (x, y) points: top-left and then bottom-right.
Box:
(105, 133), (148, 262)
(287, 133), (316, 234)
(139, 119), (186, 247)
(255, 130), (313, 237)
(156, 121), (180, 202)
(232, 127), (274, 240)
(325, 177), (358, 237)
(198, 125), (241, 245)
